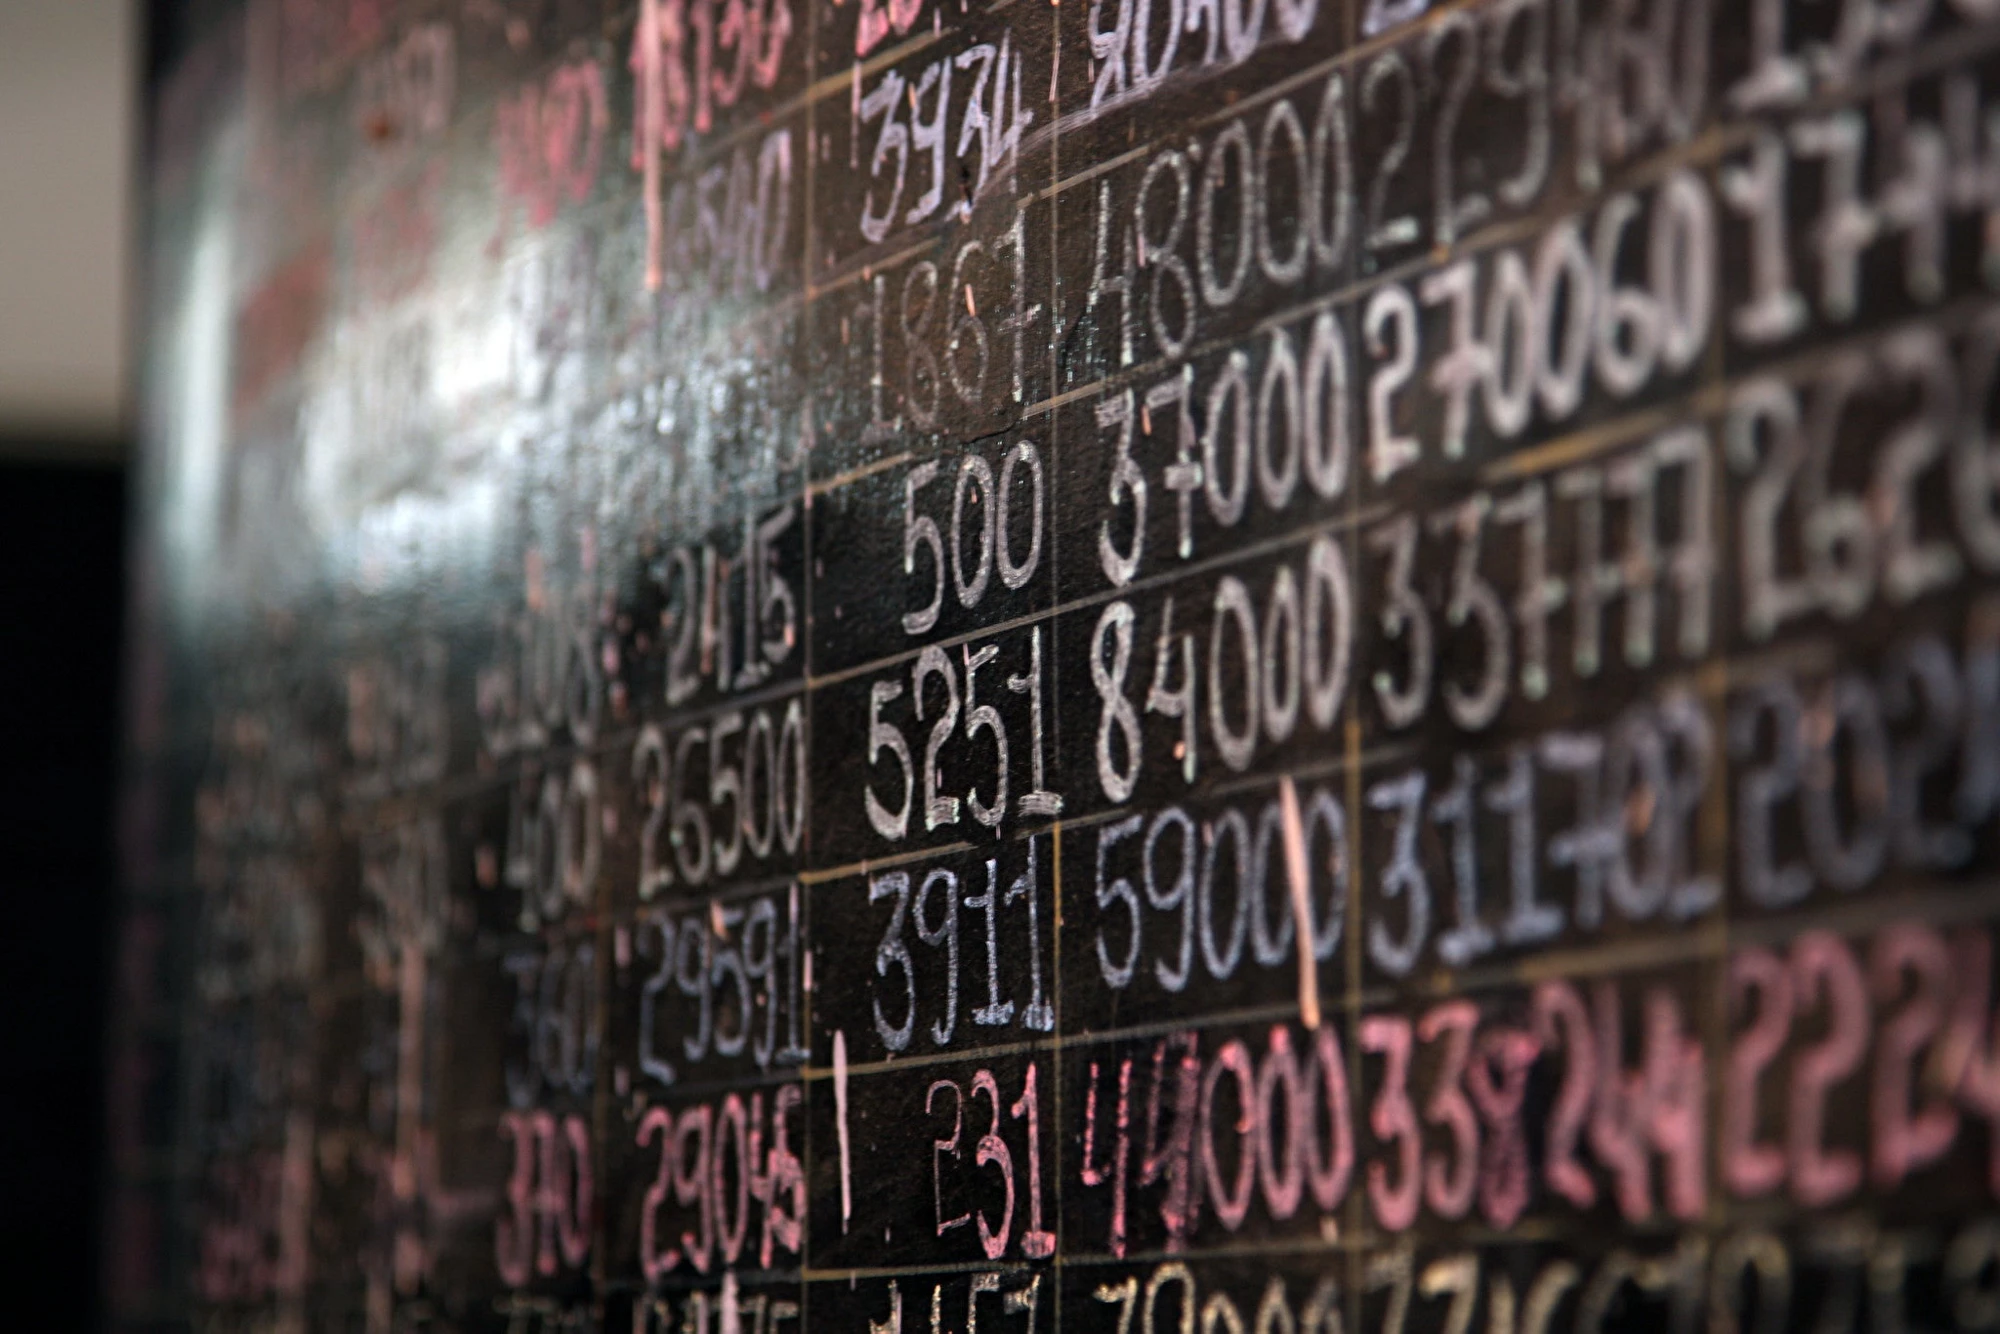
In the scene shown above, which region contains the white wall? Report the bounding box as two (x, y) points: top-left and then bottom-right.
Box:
(0, 0), (134, 460)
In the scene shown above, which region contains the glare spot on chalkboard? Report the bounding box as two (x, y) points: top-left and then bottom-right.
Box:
(1361, 0), (1430, 36)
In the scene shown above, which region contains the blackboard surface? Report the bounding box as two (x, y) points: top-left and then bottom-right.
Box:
(114, 0), (2000, 1329)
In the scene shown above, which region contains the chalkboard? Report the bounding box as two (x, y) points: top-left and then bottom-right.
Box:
(113, 0), (2000, 1330)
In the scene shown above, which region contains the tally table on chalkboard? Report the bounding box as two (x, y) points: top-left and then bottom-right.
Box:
(111, 0), (2000, 1330)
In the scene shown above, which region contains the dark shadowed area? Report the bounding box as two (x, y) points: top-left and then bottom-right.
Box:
(0, 459), (125, 1331)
